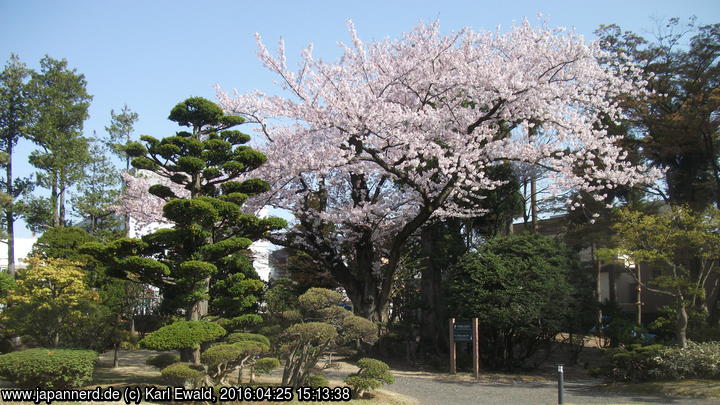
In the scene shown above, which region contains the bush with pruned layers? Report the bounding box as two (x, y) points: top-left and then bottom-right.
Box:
(277, 288), (378, 388)
(344, 358), (395, 398)
(139, 320), (226, 363)
(202, 339), (270, 385)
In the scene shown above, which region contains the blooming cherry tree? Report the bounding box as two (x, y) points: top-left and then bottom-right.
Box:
(211, 19), (662, 321)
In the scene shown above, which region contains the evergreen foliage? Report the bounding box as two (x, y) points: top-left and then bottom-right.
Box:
(31, 226), (94, 261)
(253, 357), (281, 375)
(25, 56), (92, 228)
(607, 342), (720, 381)
(344, 358), (395, 398)
(70, 140), (122, 237)
(0, 348), (97, 389)
(105, 104), (139, 171)
(596, 19), (720, 210)
(225, 332), (271, 347)
(160, 362), (204, 388)
(215, 314), (263, 332)
(446, 233), (588, 369)
(0, 54), (35, 276)
(139, 320), (226, 351)
(83, 97), (285, 321)
(277, 288), (377, 388)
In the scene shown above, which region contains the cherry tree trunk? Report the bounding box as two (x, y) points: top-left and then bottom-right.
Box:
(345, 280), (390, 323)
(340, 237), (392, 322)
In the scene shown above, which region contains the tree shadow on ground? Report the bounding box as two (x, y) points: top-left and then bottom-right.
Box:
(90, 349), (166, 387)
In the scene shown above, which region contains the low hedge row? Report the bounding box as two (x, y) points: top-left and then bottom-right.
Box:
(0, 348), (98, 388)
(610, 341), (720, 381)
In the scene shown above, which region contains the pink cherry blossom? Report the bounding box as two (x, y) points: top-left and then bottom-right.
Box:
(202, 19), (661, 320)
(113, 170), (189, 235)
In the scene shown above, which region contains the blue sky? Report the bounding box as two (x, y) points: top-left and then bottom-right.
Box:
(1, 0), (719, 238)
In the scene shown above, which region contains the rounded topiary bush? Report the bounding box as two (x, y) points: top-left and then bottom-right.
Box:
(306, 374), (329, 388)
(0, 348), (97, 388)
(342, 315), (379, 345)
(225, 332), (271, 348)
(139, 320), (226, 351)
(344, 358), (394, 398)
(216, 314), (263, 332)
(298, 288), (342, 312)
(254, 357), (281, 375)
(161, 362), (205, 388)
(146, 353), (181, 369)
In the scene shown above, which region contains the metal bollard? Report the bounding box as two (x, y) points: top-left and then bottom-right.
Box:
(557, 364), (564, 405)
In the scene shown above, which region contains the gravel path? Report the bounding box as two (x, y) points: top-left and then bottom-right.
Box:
(382, 373), (717, 405)
(324, 363), (717, 405)
(88, 351), (719, 405)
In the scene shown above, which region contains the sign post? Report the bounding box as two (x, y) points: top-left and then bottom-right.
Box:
(449, 318), (479, 377)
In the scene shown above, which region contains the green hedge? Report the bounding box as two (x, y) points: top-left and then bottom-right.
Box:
(0, 348), (97, 388)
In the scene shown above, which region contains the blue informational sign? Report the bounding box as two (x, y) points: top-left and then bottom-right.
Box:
(453, 322), (472, 342)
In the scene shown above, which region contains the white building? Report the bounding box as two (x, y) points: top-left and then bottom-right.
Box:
(0, 237), (39, 270)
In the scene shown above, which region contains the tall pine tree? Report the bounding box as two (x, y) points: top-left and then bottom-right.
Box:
(26, 56), (92, 228)
(84, 97), (285, 324)
(0, 55), (34, 276)
(71, 137), (122, 238)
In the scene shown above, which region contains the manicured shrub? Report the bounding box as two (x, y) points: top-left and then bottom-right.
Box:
(306, 374), (329, 388)
(0, 348), (97, 388)
(225, 332), (271, 348)
(609, 344), (663, 381)
(216, 314), (263, 332)
(161, 363), (204, 388)
(201, 341), (266, 369)
(298, 288), (342, 312)
(650, 341), (720, 380)
(341, 315), (378, 345)
(254, 357), (281, 375)
(139, 320), (226, 351)
(610, 341), (720, 381)
(146, 353), (181, 369)
(446, 233), (587, 370)
(202, 340), (270, 384)
(344, 358), (394, 397)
